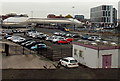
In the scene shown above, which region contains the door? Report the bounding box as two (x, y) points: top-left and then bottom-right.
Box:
(102, 55), (112, 68)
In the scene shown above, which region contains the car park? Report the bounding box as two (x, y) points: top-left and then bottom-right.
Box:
(59, 57), (79, 68)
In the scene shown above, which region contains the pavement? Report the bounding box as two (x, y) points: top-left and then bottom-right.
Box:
(2, 54), (56, 69)
(0, 40), (56, 69)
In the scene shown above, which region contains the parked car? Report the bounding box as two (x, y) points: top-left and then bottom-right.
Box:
(52, 36), (65, 43)
(58, 40), (70, 44)
(53, 32), (60, 35)
(66, 38), (74, 42)
(81, 34), (91, 40)
(26, 41), (44, 48)
(30, 43), (47, 50)
(59, 57), (79, 68)
(4, 34), (12, 39)
(18, 39), (32, 44)
(65, 34), (72, 37)
(12, 37), (26, 43)
(21, 40), (33, 46)
(88, 36), (101, 41)
(25, 41), (36, 47)
(72, 34), (80, 38)
(45, 35), (56, 41)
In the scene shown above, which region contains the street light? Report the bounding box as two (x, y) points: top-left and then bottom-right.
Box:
(72, 6), (75, 31)
(31, 11), (33, 18)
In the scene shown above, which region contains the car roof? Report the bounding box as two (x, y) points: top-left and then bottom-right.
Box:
(63, 57), (76, 60)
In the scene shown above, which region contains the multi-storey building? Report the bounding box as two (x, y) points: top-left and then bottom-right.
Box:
(90, 5), (117, 27)
(118, 1), (120, 24)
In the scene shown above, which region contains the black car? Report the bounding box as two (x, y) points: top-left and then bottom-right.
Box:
(18, 39), (32, 44)
(72, 34), (80, 38)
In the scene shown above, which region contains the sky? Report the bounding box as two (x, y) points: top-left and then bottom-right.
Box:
(0, 0), (119, 19)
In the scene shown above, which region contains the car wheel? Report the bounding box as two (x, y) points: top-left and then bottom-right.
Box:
(65, 65), (68, 68)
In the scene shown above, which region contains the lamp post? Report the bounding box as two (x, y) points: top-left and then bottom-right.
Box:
(31, 11), (33, 18)
(72, 6), (75, 31)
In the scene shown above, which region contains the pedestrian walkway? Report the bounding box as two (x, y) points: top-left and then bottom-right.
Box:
(2, 54), (56, 69)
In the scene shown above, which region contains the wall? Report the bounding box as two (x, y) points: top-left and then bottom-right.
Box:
(73, 44), (98, 68)
(73, 44), (119, 68)
(99, 49), (119, 68)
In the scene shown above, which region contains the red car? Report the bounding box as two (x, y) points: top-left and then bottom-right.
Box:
(58, 40), (70, 44)
(66, 38), (74, 42)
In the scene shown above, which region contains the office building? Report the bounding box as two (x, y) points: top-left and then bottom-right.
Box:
(90, 5), (117, 27)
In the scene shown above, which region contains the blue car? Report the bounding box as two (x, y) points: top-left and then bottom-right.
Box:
(31, 43), (47, 50)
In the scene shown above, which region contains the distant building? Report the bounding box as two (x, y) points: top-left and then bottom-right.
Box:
(47, 14), (56, 18)
(2, 17), (29, 28)
(90, 5), (117, 27)
(113, 8), (117, 25)
(118, 1), (120, 24)
(74, 15), (84, 21)
(47, 14), (65, 18)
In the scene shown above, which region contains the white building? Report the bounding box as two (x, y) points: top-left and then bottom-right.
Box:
(90, 5), (117, 27)
(2, 17), (29, 28)
(72, 41), (120, 68)
(2, 17), (82, 28)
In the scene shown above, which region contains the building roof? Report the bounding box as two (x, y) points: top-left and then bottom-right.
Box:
(3, 17), (29, 23)
(27, 18), (82, 24)
(73, 41), (120, 50)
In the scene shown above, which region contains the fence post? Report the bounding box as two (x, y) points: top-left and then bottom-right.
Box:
(5, 44), (9, 56)
(23, 46), (24, 55)
(61, 48), (62, 58)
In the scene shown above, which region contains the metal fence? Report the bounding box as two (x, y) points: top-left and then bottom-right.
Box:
(37, 47), (72, 61)
(2, 43), (72, 61)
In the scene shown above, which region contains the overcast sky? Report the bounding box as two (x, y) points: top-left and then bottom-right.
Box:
(0, 0), (119, 19)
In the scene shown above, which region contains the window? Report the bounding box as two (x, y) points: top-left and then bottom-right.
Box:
(74, 49), (77, 55)
(79, 50), (83, 57)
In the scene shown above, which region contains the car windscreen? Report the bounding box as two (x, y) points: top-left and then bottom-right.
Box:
(70, 60), (77, 63)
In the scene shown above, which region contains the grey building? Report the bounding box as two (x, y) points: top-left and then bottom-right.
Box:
(118, 1), (120, 24)
(90, 5), (117, 27)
